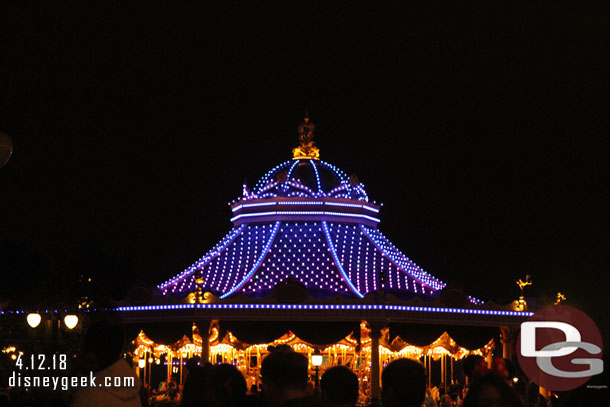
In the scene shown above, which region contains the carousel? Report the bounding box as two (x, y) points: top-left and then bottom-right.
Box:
(118, 115), (532, 401)
(131, 321), (494, 399)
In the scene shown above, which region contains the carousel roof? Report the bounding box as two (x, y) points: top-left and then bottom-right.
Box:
(157, 116), (480, 304)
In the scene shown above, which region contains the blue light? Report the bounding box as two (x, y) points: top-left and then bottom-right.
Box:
(322, 221), (365, 298)
(220, 221), (281, 298)
(282, 201), (324, 205)
(359, 225), (445, 291)
(254, 161), (292, 193)
(244, 160), (369, 202)
(160, 221), (450, 299)
(158, 225), (246, 290)
(240, 222), (352, 295)
(310, 160), (322, 192)
(287, 159), (300, 179)
(115, 303), (533, 317)
(230, 211), (380, 223)
(319, 160), (348, 182)
(324, 202), (380, 213)
(232, 200), (379, 214)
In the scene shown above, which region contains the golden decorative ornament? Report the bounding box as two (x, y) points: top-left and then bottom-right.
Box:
(292, 113), (320, 160)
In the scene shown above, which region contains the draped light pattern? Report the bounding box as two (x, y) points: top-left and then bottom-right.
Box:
(157, 158), (487, 304)
(131, 327), (493, 370)
(130, 325), (494, 397)
(158, 220), (447, 298)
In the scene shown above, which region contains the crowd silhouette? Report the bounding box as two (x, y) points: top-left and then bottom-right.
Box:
(173, 344), (529, 407)
(1, 321), (570, 407)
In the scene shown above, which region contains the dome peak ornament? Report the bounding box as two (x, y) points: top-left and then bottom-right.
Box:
(292, 113), (320, 160)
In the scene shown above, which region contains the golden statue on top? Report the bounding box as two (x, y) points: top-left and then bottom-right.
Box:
(513, 274), (533, 311)
(516, 274), (533, 296)
(292, 113), (320, 160)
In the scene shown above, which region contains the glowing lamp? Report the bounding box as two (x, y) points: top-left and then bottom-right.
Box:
(148, 357), (153, 363)
(155, 359), (161, 365)
(26, 313), (42, 328)
(64, 315), (79, 329)
(138, 359), (146, 369)
(311, 351), (323, 367)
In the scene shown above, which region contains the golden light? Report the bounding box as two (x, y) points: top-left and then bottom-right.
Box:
(554, 292), (566, 305)
(311, 351), (323, 367)
(26, 313), (42, 328)
(129, 326), (495, 394)
(63, 315), (79, 329)
(138, 359), (146, 369)
(11, 354), (17, 360)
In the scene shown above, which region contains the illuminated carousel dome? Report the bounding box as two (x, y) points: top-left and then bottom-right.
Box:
(159, 116), (458, 301)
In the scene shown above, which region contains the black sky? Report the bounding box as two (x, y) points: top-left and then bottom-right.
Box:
(1, 2), (609, 320)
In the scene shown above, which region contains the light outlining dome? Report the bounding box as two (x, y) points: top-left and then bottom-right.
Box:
(158, 117), (481, 304)
(244, 159), (370, 202)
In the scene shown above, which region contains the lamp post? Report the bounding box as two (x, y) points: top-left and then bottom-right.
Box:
(311, 350), (323, 397)
(148, 356), (153, 391)
(138, 357), (146, 381)
(25, 312), (80, 353)
(26, 313), (80, 330)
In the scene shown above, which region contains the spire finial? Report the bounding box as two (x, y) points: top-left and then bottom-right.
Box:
(292, 113), (320, 159)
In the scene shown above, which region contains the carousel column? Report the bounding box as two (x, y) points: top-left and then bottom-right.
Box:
(428, 355), (432, 389)
(166, 354), (172, 383)
(499, 326), (513, 360)
(369, 323), (383, 406)
(199, 320), (211, 364)
(485, 349), (493, 369)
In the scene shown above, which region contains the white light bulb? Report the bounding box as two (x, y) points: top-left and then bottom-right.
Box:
(64, 315), (79, 329)
(27, 313), (42, 328)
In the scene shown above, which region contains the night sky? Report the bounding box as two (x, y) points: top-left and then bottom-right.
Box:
(1, 3), (608, 327)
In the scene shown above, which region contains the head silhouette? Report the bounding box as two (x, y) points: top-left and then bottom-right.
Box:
(381, 359), (426, 407)
(462, 374), (524, 407)
(81, 320), (125, 372)
(321, 366), (359, 406)
(206, 364), (248, 407)
(261, 345), (309, 404)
